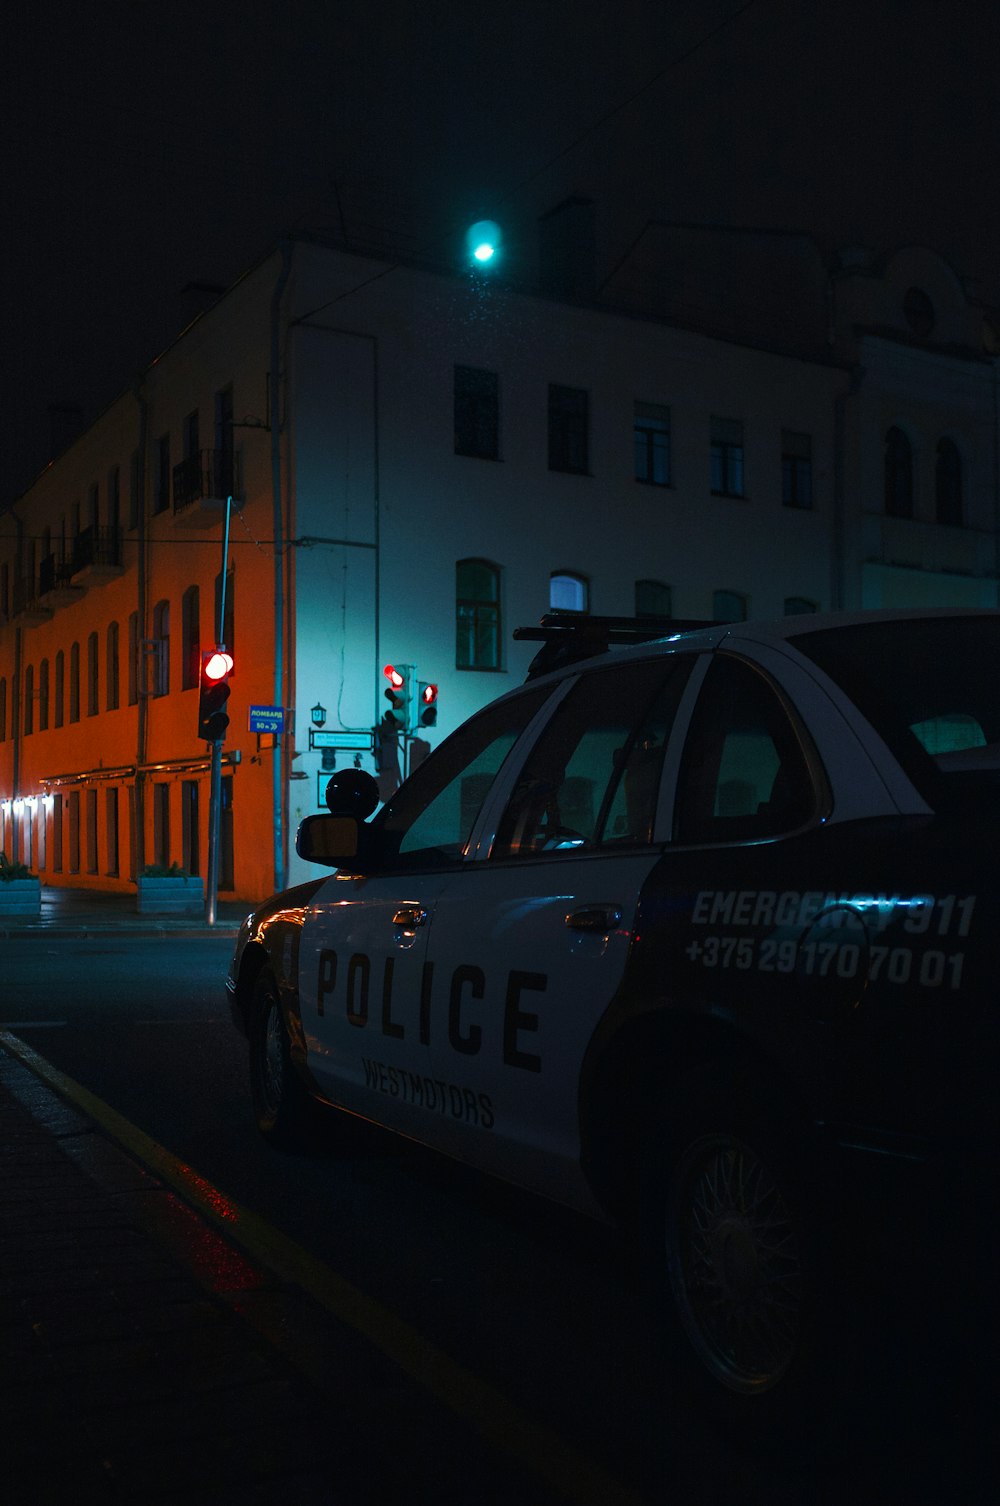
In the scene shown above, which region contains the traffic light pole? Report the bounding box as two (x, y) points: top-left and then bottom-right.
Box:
(205, 738), (223, 926)
(205, 497), (232, 927)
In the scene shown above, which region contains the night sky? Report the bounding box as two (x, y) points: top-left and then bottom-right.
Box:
(4, 0), (1000, 507)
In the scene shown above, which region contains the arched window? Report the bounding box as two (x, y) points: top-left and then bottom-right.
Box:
(87, 631), (99, 715)
(54, 650), (65, 727)
(713, 589), (748, 623)
(106, 622), (120, 711)
(39, 659), (49, 730)
(935, 438), (963, 526)
(23, 664), (34, 735)
(69, 642), (80, 723)
(456, 559), (501, 670)
(884, 427), (913, 518)
(549, 571), (589, 613)
(635, 580), (672, 618)
(152, 600), (170, 696)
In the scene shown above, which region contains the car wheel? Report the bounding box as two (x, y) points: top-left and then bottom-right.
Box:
(668, 1127), (805, 1395)
(651, 1073), (827, 1431)
(248, 969), (313, 1150)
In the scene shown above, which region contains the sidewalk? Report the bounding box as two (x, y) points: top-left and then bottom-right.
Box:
(0, 1045), (556, 1506)
(0, 885), (252, 940)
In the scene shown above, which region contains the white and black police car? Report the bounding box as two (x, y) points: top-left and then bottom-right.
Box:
(227, 609), (999, 1420)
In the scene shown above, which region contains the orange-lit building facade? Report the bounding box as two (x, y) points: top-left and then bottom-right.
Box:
(2, 231), (997, 903)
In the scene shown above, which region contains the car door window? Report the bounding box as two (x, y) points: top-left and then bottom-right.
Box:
(492, 657), (693, 858)
(374, 686), (552, 868)
(674, 652), (817, 844)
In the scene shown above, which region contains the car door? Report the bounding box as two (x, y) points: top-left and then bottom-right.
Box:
(296, 682), (555, 1139)
(418, 654), (696, 1210)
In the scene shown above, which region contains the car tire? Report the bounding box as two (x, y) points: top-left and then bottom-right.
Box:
(248, 969), (314, 1150)
(647, 1067), (834, 1436)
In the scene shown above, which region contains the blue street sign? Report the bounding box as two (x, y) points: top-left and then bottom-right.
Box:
(249, 705), (285, 734)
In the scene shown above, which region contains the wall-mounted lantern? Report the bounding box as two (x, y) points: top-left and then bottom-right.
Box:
(311, 702), (327, 729)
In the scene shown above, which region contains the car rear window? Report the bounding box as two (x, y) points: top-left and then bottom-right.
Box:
(790, 616), (1000, 809)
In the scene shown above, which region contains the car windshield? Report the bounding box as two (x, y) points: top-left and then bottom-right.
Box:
(789, 615), (1000, 811)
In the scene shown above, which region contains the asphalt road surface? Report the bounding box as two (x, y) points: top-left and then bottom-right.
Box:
(2, 935), (993, 1505)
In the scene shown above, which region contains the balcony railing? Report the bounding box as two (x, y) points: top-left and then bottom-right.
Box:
(173, 449), (243, 511)
(71, 524), (122, 575)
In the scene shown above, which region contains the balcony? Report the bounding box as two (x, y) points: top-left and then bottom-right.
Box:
(69, 525), (124, 588)
(38, 550), (86, 610)
(172, 449), (244, 527)
(12, 575), (52, 627)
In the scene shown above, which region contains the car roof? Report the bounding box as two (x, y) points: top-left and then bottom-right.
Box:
(516, 606), (1000, 688)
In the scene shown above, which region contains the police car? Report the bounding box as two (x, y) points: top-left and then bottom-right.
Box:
(227, 609), (1000, 1419)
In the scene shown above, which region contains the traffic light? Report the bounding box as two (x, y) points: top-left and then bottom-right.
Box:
(383, 663), (410, 731)
(466, 219), (501, 269)
(198, 649), (234, 742)
(418, 682), (438, 727)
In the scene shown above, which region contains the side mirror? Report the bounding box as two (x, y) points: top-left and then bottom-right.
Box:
(296, 813), (365, 868)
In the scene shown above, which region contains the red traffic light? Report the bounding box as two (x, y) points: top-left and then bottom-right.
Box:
(204, 650), (234, 682)
(421, 683), (438, 706)
(198, 650), (234, 742)
(383, 664), (404, 690)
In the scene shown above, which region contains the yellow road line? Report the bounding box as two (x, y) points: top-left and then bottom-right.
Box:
(0, 1030), (647, 1506)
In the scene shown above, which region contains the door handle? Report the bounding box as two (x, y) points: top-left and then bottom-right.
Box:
(392, 904), (428, 929)
(565, 904), (623, 934)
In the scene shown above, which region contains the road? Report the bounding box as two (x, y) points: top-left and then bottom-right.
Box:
(1, 934), (991, 1504)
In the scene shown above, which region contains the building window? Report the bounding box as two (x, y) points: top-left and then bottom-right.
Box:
(23, 665), (34, 735)
(39, 659), (49, 731)
(454, 366), (499, 459)
(129, 449), (141, 528)
(86, 788), (99, 874)
(713, 589), (748, 622)
(781, 430), (813, 509)
(548, 384), (589, 474)
(107, 464), (121, 536)
(54, 651), (64, 727)
(154, 434), (171, 514)
(884, 427), (913, 518)
(128, 612), (139, 705)
(903, 287), (935, 338)
(87, 631), (99, 716)
(635, 579), (672, 618)
(550, 571), (589, 613)
(105, 787), (120, 877)
(784, 596), (817, 616)
(106, 622), (120, 710)
(68, 790), (80, 874)
(711, 416), (745, 497)
(182, 585), (201, 689)
(51, 793), (63, 873)
(935, 438), (963, 526)
(456, 558), (501, 670)
(634, 402), (671, 486)
(152, 600), (170, 696)
(0, 677), (5, 741)
(69, 642), (81, 722)
(184, 409), (200, 460)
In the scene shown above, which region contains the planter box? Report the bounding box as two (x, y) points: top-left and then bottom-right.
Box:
(136, 875), (205, 915)
(0, 878), (41, 916)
